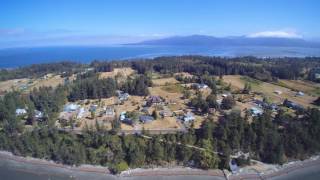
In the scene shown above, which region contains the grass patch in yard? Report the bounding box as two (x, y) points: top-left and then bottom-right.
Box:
(161, 84), (184, 93)
(311, 87), (320, 96)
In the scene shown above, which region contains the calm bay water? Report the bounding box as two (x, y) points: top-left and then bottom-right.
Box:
(1, 155), (320, 180)
(0, 45), (320, 68)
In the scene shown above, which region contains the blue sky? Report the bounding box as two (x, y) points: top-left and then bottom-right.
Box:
(0, 0), (319, 48)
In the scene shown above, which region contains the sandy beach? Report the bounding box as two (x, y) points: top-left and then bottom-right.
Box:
(0, 151), (319, 180)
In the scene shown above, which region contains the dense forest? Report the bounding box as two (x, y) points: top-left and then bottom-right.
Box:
(1, 56), (320, 83)
(1, 56), (320, 173)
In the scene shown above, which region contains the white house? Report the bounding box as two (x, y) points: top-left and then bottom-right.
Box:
(16, 108), (27, 116)
(250, 107), (263, 116)
(183, 112), (195, 122)
(64, 104), (79, 112)
(34, 110), (44, 119)
(117, 90), (130, 102)
(120, 111), (126, 121)
(194, 83), (208, 90)
(77, 108), (85, 119)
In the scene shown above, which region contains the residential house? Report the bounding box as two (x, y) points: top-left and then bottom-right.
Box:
(194, 83), (208, 90)
(159, 109), (173, 117)
(16, 108), (27, 116)
(117, 90), (129, 102)
(250, 107), (263, 116)
(105, 106), (115, 116)
(89, 105), (98, 112)
(269, 103), (279, 111)
(105, 106), (115, 120)
(141, 107), (150, 114)
(283, 100), (304, 111)
(183, 112), (195, 122)
(222, 92), (232, 98)
(77, 108), (85, 119)
(253, 99), (268, 108)
(139, 115), (154, 123)
(64, 104), (80, 112)
(147, 96), (163, 106)
(229, 159), (239, 174)
(122, 118), (133, 125)
(120, 111), (126, 121)
(34, 110), (44, 119)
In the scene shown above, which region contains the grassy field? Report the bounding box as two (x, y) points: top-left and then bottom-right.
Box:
(278, 79), (320, 96)
(0, 73), (68, 94)
(30, 74), (65, 89)
(0, 78), (30, 93)
(160, 84), (184, 93)
(152, 77), (179, 86)
(99, 67), (135, 79)
(223, 75), (317, 108)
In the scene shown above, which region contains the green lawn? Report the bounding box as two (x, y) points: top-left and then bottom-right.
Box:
(161, 84), (184, 93)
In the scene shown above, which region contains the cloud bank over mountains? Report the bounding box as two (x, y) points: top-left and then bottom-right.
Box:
(0, 28), (316, 49)
(247, 30), (302, 39)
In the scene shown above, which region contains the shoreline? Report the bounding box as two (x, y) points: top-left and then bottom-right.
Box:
(0, 151), (319, 179)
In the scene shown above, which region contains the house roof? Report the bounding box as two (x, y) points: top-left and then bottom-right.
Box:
(147, 96), (162, 103)
(250, 107), (263, 115)
(64, 104), (79, 112)
(15, 108), (27, 115)
(139, 115), (154, 122)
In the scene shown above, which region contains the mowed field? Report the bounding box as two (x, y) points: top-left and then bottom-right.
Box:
(0, 78), (30, 93)
(0, 74), (67, 94)
(223, 75), (318, 108)
(278, 79), (320, 96)
(99, 67), (135, 79)
(30, 74), (65, 89)
(152, 77), (179, 86)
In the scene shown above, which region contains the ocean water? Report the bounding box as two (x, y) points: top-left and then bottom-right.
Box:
(0, 45), (320, 68)
(0, 155), (320, 180)
(0, 155), (221, 180)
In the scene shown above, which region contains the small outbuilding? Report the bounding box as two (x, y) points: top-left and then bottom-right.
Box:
(296, 91), (305, 96)
(274, 90), (282, 95)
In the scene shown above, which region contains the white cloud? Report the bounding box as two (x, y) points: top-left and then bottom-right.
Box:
(247, 30), (302, 38)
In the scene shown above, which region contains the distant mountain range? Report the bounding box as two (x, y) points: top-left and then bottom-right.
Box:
(134, 35), (320, 48)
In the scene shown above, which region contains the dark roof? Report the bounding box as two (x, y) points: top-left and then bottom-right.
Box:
(139, 115), (154, 122)
(147, 96), (162, 103)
